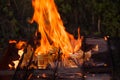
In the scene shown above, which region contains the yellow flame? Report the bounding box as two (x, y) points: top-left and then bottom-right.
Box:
(13, 49), (24, 69)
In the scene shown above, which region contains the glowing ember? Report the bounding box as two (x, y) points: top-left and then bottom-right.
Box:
(31, 0), (82, 68)
(8, 41), (26, 69)
(8, 49), (24, 69)
(14, 49), (24, 69)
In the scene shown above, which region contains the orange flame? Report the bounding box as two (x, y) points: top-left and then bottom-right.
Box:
(31, 0), (82, 62)
(9, 40), (17, 44)
(16, 41), (26, 49)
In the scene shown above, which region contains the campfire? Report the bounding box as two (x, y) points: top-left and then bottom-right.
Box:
(5, 0), (102, 71)
(3, 0), (83, 79)
(30, 0), (83, 68)
(9, 0), (85, 70)
(0, 0), (114, 80)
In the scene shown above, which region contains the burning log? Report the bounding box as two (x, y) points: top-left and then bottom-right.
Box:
(70, 50), (84, 66)
(20, 44), (34, 68)
(36, 46), (59, 69)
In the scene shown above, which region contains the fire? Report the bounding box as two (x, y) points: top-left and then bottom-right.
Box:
(13, 49), (24, 68)
(31, 0), (82, 67)
(9, 40), (17, 44)
(8, 40), (26, 69)
(16, 41), (26, 49)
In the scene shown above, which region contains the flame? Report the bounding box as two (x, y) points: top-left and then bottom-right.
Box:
(8, 41), (26, 69)
(31, 0), (82, 67)
(9, 40), (17, 44)
(13, 49), (24, 68)
(16, 41), (26, 49)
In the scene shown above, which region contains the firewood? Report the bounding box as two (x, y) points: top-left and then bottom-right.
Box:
(70, 50), (84, 65)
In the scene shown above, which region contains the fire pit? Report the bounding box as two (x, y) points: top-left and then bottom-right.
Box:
(0, 38), (113, 80)
(0, 0), (113, 80)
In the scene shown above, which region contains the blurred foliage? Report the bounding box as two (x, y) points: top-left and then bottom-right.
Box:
(0, 0), (36, 48)
(55, 0), (120, 37)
